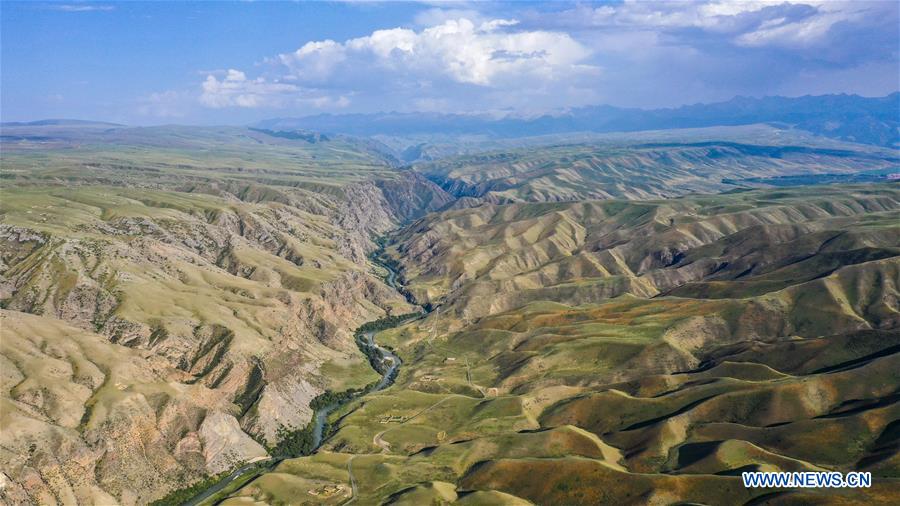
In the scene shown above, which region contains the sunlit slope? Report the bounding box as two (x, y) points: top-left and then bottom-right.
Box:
(414, 140), (898, 202)
(0, 126), (454, 503)
(0, 184), (413, 502)
(0, 309), (269, 504)
(388, 184), (900, 320)
(1, 123), (452, 259)
(228, 184), (900, 504)
(1, 124), (401, 192)
(230, 301), (898, 504)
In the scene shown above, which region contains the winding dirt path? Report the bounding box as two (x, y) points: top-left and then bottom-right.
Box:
(342, 455), (359, 505)
(373, 431), (392, 452)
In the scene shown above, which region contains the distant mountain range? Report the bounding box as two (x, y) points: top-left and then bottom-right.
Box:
(0, 119), (124, 127)
(4, 90), (900, 506)
(257, 93), (900, 148)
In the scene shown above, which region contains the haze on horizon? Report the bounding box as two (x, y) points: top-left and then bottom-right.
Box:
(2, 0), (899, 126)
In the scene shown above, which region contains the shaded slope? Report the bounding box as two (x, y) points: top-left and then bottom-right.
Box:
(414, 141), (897, 202)
(224, 184), (900, 505)
(0, 127), (452, 504)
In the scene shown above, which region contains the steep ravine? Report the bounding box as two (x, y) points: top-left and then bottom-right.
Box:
(179, 250), (418, 506)
(0, 172), (452, 505)
(211, 184), (900, 506)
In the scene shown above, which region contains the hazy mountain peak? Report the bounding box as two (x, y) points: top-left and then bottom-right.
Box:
(256, 93), (900, 148)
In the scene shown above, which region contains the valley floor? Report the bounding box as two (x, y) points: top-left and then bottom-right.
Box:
(2, 123), (898, 505)
(220, 184), (900, 505)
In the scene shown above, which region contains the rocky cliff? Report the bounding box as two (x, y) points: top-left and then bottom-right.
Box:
(0, 169), (448, 504)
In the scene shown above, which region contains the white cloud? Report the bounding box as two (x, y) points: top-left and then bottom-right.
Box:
(278, 40), (346, 82)
(733, 2), (869, 48)
(197, 15), (596, 113)
(200, 69), (299, 108)
(550, 1), (877, 48)
(199, 69), (351, 110)
(279, 17), (593, 87)
(698, 1), (778, 18)
(183, 2), (896, 115)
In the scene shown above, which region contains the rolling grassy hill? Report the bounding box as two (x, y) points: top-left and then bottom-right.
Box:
(413, 139), (898, 202)
(387, 184), (900, 318)
(1, 123), (401, 191)
(0, 125), (453, 503)
(225, 184), (900, 505)
(3, 122), (898, 504)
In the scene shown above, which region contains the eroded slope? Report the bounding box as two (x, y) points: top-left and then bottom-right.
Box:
(415, 141), (898, 202)
(0, 127), (451, 504)
(227, 185), (900, 505)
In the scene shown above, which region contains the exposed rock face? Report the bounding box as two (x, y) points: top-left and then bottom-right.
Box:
(222, 184), (900, 506)
(335, 173), (453, 262)
(4, 122), (899, 505)
(0, 171), (445, 504)
(375, 173), (455, 222)
(0, 310), (214, 504)
(242, 373), (321, 444)
(388, 185), (900, 323)
(199, 412), (268, 474)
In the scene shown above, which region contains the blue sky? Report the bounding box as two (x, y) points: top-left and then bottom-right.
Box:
(2, 1), (898, 125)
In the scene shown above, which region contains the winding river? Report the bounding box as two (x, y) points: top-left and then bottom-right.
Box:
(183, 251), (410, 506)
(310, 331), (401, 449)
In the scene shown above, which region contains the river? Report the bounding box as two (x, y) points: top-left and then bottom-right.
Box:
(309, 330), (401, 449)
(182, 250), (411, 505)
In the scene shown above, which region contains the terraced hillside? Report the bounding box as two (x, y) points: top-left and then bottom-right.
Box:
(0, 126), (452, 503)
(414, 140), (898, 202)
(225, 185), (900, 505)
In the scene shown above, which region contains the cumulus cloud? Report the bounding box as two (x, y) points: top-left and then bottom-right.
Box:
(200, 69), (297, 108)
(279, 17), (592, 86)
(190, 1), (897, 115)
(537, 0), (893, 51)
(199, 69), (350, 110)
(198, 16), (596, 113)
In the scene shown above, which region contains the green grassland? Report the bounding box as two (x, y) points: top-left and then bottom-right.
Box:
(226, 184), (900, 504)
(0, 125), (424, 503)
(228, 297), (899, 504)
(2, 124), (401, 192)
(413, 137), (899, 202)
(4, 121), (900, 504)
(386, 183), (900, 317)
